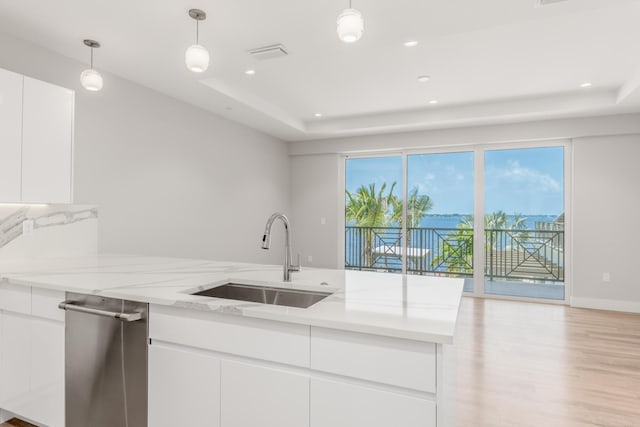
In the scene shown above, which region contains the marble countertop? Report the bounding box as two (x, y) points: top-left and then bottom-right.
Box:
(0, 254), (464, 344)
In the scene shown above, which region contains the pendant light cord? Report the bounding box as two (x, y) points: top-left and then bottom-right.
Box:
(196, 19), (199, 44)
(90, 47), (94, 69)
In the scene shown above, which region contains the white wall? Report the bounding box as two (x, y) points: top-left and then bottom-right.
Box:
(0, 32), (289, 264)
(290, 154), (341, 269)
(571, 134), (640, 312)
(289, 117), (640, 312)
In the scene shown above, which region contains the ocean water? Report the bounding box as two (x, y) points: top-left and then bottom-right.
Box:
(346, 214), (561, 230)
(418, 214), (560, 230)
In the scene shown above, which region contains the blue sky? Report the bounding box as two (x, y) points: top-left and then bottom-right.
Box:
(345, 146), (564, 215)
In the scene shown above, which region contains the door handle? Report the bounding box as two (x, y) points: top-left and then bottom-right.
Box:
(58, 300), (143, 322)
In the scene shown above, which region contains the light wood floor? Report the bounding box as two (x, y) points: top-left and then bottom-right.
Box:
(444, 297), (640, 427)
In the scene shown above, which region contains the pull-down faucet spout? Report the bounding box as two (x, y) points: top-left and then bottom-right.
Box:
(261, 213), (301, 282)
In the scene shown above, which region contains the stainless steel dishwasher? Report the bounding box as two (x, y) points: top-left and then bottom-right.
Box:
(58, 292), (148, 427)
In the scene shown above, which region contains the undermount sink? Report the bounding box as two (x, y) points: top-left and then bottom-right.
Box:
(191, 283), (332, 309)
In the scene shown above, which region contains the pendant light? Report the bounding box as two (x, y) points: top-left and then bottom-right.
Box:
(337, 0), (364, 43)
(185, 9), (210, 73)
(80, 40), (103, 91)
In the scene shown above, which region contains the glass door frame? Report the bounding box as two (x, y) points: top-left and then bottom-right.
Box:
(340, 138), (572, 304)
(475, 139), (572, 304)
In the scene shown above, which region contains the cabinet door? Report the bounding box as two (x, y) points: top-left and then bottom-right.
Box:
(0, 312), (31, 417)
(149, 344), (221, 427)
(0, 68), (23, 201)
(221, 360), (309, 427)
(310, 378), (436, 427)
(29, 317), (65, 427)
(21, 77), (74, 203)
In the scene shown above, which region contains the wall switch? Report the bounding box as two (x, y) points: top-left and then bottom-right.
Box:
(602, 272), (611, 283)
(307, 255), (313, 263)
(320, 217), (326, 225)
(23, 219), (35, 236)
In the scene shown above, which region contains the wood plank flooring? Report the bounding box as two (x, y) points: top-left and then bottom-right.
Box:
(444, 297), (640, 427)
(0, 419), (37, 427)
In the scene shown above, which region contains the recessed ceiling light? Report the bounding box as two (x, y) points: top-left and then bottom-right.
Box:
(417, 75), (430, 83)
(404, 40), (419, 47)
(314, 113), (323, 118)
(245, 69), (256, 76)
(429, 100), (439, 105)
(580, 82), (593, 88)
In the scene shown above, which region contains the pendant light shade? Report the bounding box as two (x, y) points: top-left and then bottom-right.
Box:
(185, 44), (210, 73)
(80, 68), (103, 91)
(337, 5), (364, 43)
(80, 39), (103, 91)
(186, 9), (209, 73)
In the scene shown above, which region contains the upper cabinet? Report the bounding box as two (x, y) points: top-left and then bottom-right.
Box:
(0, 68), (23, 201)
(0, 68), (74, 204)
(21, 77), (74, 203)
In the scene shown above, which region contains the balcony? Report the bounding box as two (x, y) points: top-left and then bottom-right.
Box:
(345, 226), (564, 284)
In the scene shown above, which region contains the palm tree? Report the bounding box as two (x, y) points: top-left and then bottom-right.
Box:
(345, 182), (397, 266)
(345, 182), (396, 227)
(389, 187), (434, 229)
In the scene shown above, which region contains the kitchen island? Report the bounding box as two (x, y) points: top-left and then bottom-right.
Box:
(0, 254), (463, 427)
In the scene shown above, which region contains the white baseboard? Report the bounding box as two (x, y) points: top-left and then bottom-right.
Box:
(570, 297), (640, 314)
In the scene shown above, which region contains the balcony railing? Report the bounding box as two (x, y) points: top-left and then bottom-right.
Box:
(345, 226), (564, 282)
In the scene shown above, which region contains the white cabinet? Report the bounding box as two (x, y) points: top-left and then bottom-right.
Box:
(309, 327), (438, 427)
(148, 344), (221, 427)
(310, 327), (436, 393)
(148, 344), (310, 427)
(0, 283), (31, 417)
(149, 305), (311, 427)
(21, 77), (74, 203)
(29, 316), (65, 427)
(0, 312), (31, 417)
(148, 305), (446, 427)
(0, 285), (65, 427)
(0, 68), (23, 201)
(0, 67), (74, 204)
(221, 360), (309, 427)
(310, 378), (436, 427)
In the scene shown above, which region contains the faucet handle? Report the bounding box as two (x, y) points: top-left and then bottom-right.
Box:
(291, 253), (302, 272)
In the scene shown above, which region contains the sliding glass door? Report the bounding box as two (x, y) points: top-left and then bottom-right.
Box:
(484, 147), (565, 300)
(343, 143), (568, 302)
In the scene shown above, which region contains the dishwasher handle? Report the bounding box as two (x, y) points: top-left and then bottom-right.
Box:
(58, 300), (143, 322)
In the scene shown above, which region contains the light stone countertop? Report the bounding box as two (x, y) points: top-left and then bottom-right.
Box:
(0, 254), (464, 344)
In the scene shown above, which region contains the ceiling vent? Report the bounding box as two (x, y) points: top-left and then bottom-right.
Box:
(248, 44), (289, 60)
(535, 0), (568, 6)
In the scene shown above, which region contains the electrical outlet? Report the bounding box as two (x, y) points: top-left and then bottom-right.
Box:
(307, 255), (313, 263)
(602, 272), (611, 283)
(23, 219), (35, 236)
(320, 217), (326, 225)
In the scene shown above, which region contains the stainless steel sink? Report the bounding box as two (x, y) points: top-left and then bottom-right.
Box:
(191, 283), (332, 309)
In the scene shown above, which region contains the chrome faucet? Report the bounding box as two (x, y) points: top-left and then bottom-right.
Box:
(261, 213), (301, 282)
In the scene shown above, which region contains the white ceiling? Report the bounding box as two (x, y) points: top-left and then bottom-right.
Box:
(1, 0), (640, 141)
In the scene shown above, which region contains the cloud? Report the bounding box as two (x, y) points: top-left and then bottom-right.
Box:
(491, 160), (561, 192)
